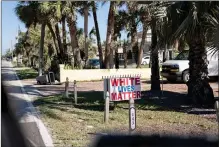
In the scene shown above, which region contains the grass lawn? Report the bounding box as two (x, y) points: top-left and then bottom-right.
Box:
(15, 68), (38, 80)
(33, 92), (217, 147)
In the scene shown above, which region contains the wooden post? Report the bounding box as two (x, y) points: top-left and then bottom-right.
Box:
(104, 91), (109, 123)
(129, 98), (136, 135)
(65, 77), (69, 98)
(103, 79), (107, 100)
(74, 80), (77, 104)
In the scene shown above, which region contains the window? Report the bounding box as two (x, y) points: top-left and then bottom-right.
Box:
(174, 50), (189, 60)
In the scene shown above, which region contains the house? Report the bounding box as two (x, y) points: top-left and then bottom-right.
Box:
(116, 29), (174, 62)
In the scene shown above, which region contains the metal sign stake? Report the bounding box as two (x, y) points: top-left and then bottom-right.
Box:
(129, 98), (136, 135)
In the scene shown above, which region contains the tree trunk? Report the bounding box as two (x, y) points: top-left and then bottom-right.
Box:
(123, 41), (128, 68)
(137, 24), (147, 68)
(92, 2), (104, 69)
(62, 16), (67, 55)
(66, 15), (82, 69)
(47, 22), (60, 56)
(187, 27), (214, 107)
(131, 24), (138, 65)
(39, 22), (46, 76)
(55, 23), (64, 61)
(150, 18), (161, 91)
(84, 5), (89, 67)
(104, 1), (115, 69)
(163, 44), (169, 62)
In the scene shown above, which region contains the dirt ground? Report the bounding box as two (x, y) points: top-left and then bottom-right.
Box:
(22, 79), (218, 98)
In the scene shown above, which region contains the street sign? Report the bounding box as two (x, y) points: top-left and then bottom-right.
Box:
(129, 106), (136, 131)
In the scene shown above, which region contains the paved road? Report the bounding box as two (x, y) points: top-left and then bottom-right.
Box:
(2, 60), (53, 147)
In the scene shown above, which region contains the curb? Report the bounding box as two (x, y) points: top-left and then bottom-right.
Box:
(13, 66), (54, 147)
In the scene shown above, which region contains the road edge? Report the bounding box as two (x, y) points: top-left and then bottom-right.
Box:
(13, 67), (54, 147)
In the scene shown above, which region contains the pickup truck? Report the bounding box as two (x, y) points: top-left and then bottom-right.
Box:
(161, 48), (218, 83)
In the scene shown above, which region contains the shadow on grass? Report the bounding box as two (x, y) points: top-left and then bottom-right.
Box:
(39, 106), (63, 120)
(33, 90), (216, 115)
(16, 69), (38, 80)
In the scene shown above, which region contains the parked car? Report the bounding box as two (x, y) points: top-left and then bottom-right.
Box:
(88, 59), (100, 69)
(161, 48), (219, 83)
(141, 56), (150, 65)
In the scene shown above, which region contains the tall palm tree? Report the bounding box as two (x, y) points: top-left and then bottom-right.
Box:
(169, 2), (219, 106)
(15, 1), (48, 76)
(92, 1), (104, 68)
(105, 1), (116, 69)
(137, 5), (149, 68)
(63, 2), (82, 69)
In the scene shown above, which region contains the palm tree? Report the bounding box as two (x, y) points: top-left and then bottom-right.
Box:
(15, 1), (48, 76)
(62, 2), (82, 69)
(92, 1), (104, 69)
(139, 1), (172, 91)
(168, 2), (219, 106)
(137, 5), (149, 68)
(104, 1), (116, 69)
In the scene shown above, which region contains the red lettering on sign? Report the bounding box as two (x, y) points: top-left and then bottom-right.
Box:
(132, 92), (136, 98)
(118, 92), (122, 100)
(135, 77), (140, 85)
(130, 78), (135, 85)
(111, 79), (119, 86)
(127, 92), (131, 99)
(119, 79), (124, 86)
(137, 91), (141, 98)
(111, 93), (117, 100)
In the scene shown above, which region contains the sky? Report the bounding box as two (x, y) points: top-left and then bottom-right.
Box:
(1, 1), (128, 55)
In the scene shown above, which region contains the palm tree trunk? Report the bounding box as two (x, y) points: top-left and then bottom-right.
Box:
(62, 16), (67, 54)
(66, 15), (82, 69)
(84, 5), (89, 67)
(92, 2), (104, 69)
(123, 41), (128, 68)
(131, 24), (138, 65)
(46, 22), (60, 55)
(137, 24), (147, 68)
(55, 23), (64, 61)
(39, 22), (46, 76)
(187, 27), (214, 107)
(150, 18), (161, 91)
(104, 1), (115, 69)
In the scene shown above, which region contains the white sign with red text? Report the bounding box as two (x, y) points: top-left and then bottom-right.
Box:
(109, 77), (141, 101)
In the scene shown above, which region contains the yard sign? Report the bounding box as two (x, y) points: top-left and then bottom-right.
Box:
(109, 76), (141, 101)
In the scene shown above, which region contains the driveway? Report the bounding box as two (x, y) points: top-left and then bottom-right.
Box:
(1, 60), (53, 147)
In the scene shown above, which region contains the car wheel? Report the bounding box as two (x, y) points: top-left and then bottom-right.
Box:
(183, 70), (190, 83)
(37, 81), (41, 85)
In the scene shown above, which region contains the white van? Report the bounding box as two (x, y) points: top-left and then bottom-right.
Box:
(161, 48), (218, 83)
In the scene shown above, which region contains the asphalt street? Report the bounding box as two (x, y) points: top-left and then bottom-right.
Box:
(2, 60), (53, 147)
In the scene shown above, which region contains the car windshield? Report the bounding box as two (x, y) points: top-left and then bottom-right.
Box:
(174, 50), (189, 60)
(89, 59), (99, 64)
